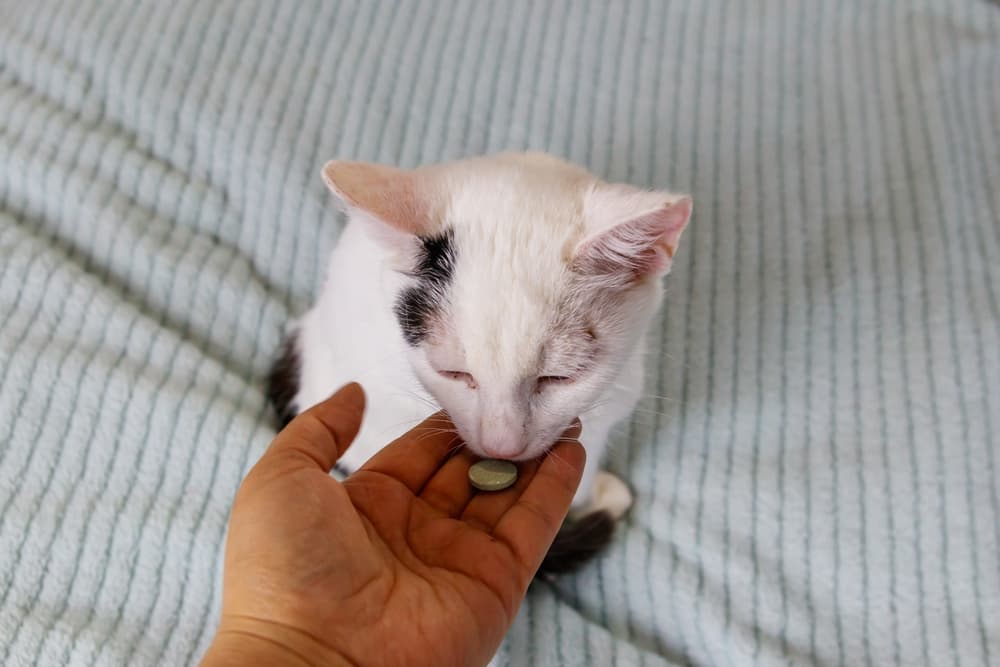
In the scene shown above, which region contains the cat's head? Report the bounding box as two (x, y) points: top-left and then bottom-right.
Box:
(322, 152), (692, 461)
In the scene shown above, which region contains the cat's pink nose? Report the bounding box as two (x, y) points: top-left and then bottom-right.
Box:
(480, 436), (528, 459)
(478, 404), (529, 458)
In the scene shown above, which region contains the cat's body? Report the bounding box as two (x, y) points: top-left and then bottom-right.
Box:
(270, 152), (691, 573)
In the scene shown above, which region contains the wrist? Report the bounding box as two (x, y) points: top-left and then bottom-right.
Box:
(201, 615), (355, 667)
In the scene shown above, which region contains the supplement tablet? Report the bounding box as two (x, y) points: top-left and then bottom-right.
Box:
(468, 459), (518, 491)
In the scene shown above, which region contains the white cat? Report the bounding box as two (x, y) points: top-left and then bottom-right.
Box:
(269, 152), (691, 572)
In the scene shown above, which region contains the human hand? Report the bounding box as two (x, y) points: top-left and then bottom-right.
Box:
(200, 383), (585, 667)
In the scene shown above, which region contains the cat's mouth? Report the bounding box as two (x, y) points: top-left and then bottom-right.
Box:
(473, 448), (541, 463)
(459, 428), (563, 462)
(437, 406), (570, 462)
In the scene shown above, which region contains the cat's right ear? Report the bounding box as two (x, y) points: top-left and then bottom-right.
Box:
(574, 185), (692, 286)
(321, 160), (440, 242)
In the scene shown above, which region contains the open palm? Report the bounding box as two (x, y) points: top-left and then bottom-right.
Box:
(206, 383), (585, 667)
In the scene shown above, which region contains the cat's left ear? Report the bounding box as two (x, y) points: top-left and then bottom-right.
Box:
(574, 185), (692, 282)
(321, 160), (440, 239)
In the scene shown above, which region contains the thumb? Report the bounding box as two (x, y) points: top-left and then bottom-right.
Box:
(265, 382), (366, 471)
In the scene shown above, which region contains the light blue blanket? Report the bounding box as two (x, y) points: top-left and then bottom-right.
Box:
(1, 1), (998, 665)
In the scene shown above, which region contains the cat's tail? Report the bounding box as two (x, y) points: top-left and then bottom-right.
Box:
(537, 510), (616, 576)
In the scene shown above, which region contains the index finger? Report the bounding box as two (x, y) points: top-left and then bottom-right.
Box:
(347, 411), (463, 494)
(492, 439), (587, 577)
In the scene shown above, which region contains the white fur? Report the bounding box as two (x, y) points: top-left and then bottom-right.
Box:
(590, 472), (634, 520)
(293, 152), (690, 511)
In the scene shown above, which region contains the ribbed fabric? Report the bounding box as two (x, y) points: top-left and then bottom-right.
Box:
(1, 1), (998, 665)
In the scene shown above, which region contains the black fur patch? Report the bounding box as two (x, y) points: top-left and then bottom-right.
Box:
(266, 331), (301, 428)
(395, 229), (456, 346)
(537, 510), (616, 575)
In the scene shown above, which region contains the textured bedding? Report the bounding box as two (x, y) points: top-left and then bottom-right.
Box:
(1, 1), (998, 665)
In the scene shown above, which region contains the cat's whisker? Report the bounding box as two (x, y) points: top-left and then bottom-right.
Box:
(373, 408), (456, 439)
(420, 428), (460, 438)
(415, 430), (461, 444)
(415, 418), (456, 430)
(372, 418), (436, 441)
(543, 448), (571, 469)
(415, 436), (465, 460)
(410, 429), (462, 446)
(638, 394), (680, 404)
(408, 394), (443, 412)
(603, 382), (681, 405)
(579, 398), (612, 414)
(629, 407), (675, 417)
(410, 426), (459, 439)
(378, 391), (441, 414)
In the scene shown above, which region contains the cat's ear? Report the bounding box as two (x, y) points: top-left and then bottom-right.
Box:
(574, 185), (692, 283)
(321, 160), (439, 238)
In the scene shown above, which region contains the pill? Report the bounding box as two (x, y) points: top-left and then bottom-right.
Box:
(468, 459), (518, 492)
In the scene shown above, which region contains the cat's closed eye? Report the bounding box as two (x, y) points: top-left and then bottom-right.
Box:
(438, 370), (574, 392)
(438, 370), (478, 389)
(536, 375), (574, 390)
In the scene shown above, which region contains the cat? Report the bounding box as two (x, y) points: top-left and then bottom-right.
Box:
(268, 152), (692, 574)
